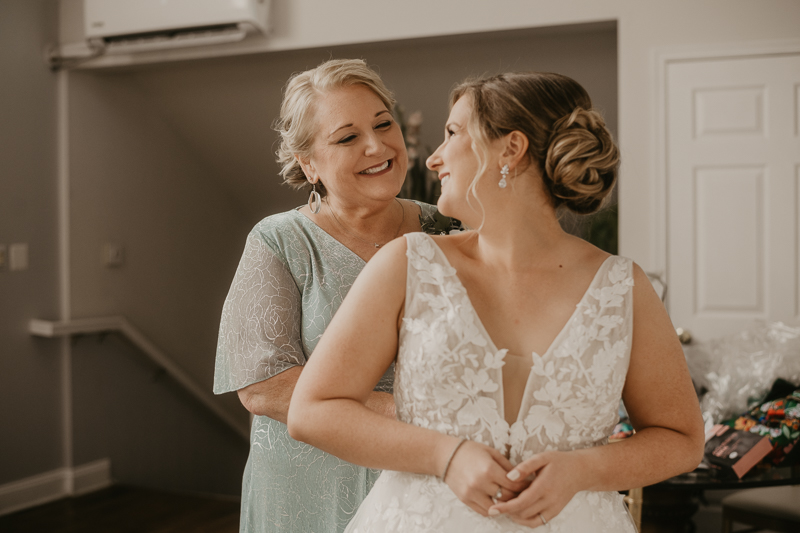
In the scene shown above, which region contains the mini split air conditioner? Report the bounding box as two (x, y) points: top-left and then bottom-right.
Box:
(84, 0), (270, 54)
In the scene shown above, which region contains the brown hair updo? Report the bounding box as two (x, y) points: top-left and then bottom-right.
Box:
(273, 58), (396, 198)
(451, 72), (619, 214)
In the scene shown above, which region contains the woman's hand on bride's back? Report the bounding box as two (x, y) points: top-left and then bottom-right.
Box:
(486, 450), (586, 526)
(444, 441), (530, 517)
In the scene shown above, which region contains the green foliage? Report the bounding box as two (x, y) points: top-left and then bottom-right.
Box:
(419, 210), (461, 235)
(583, 204), (618, 255)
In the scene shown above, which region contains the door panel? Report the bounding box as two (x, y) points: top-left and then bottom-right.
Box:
(694, 166), (764, 314)
(667, 54), (800, 340)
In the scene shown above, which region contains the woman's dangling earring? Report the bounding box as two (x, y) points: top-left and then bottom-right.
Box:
(308, 181), (321, 214)
(499, 164), (509, 189)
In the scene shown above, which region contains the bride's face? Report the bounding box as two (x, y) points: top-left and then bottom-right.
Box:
(426, 95), (500, 224)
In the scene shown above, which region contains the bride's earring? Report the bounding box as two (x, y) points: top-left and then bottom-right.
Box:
(499, 164), (509, 189)
(308, 181), (321, 214)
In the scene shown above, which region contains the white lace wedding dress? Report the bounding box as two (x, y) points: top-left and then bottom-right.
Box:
(345, 233), (638, 533)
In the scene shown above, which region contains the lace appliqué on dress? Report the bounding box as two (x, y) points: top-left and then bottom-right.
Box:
(345, 233), (637, 533)
(214, 232), (305, 393)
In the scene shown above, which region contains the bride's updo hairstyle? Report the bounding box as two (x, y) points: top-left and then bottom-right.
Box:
(274, 58), (396, 198)
(452, 72), (619, 214)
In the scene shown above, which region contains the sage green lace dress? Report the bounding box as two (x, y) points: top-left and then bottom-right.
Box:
(214, 203), (440, 533)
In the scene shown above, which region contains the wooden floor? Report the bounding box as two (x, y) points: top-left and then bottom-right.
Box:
(0, 485), (240, 532)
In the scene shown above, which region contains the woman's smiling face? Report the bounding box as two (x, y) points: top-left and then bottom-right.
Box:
(301, 84), (407, 207)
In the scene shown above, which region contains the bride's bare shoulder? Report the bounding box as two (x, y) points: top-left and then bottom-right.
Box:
(566, 234), (613, 270)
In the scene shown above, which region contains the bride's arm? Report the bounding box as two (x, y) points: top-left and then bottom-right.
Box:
(489, 262), (705, 526)
(288, 237), (526, 515)
(287, 238), (442, 469)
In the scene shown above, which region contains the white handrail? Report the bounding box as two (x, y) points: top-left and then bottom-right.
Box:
(30, 317), (249, 441)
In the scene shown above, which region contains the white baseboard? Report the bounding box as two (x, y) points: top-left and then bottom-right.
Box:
(0, 458), (112, 517)
(72, 458), (112, 496)
(0, 468), (65, 517)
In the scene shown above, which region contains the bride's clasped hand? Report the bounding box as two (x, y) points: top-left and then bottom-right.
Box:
(437, 438), (530, 514)
(487, 449), (598, 526)
(438, 439), (593, 526)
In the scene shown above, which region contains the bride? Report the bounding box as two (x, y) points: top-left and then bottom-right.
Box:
(288, 72), (704, 531)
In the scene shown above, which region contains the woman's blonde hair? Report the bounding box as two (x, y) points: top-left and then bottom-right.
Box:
(274, 58), (396, 197)
(451, 72), (619, 214)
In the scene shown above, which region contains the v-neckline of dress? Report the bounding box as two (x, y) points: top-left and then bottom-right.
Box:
(294, 201), (432, 266)
(423, 234), (614, 427)
(293, 208), (367, 266)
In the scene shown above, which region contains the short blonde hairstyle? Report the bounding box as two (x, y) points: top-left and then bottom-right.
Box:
(274, 58), (396, 197)
(452, 72), (619, 215)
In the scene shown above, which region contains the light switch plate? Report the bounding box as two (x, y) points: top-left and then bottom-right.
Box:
(9, 243), (28, 271)
(104, 243), (124, 267)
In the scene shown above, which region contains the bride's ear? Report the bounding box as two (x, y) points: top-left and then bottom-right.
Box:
(501, 131), (529, 169)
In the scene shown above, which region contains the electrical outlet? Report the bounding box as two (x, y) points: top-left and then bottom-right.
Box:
(0, 244), (6, 270)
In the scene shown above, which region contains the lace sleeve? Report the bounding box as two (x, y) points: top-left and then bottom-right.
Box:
(213, 231), (305, 394)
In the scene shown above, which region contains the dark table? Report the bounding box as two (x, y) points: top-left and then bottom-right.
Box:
(640, 464), (800, 533)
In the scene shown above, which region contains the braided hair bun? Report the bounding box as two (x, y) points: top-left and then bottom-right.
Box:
(450, 72), (619, 215)
(544, 107), (619, 214)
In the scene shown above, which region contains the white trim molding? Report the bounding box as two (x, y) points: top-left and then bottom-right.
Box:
(73, 459), (113, 495)
(57, 68), (74, 491)
(0, 459), (111, 517)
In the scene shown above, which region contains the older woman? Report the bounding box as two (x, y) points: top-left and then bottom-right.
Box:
(213, 59), (449, 532)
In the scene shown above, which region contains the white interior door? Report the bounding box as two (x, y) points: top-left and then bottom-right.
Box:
(667, 53), (800, 341)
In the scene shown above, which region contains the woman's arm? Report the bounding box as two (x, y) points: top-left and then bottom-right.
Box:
(489, 263), (705, 525)
(287, 237), (455, 471)
(237, 368), (395, 424)
(221, 229), (395, 425)
(288, 237), (527, 515)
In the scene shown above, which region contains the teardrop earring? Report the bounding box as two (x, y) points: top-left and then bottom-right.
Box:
(308, 181), (321, 214)
(499, 164), (509, 189)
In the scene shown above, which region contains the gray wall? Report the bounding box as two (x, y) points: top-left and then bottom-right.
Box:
(72, 335), (247, 493)
(0, 0), (250, 496)
(0, 0), (62, 485)
(67, 69), (252, 495)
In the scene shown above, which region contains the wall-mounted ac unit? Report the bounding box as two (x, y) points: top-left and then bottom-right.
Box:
(84, 0), (270, 54)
